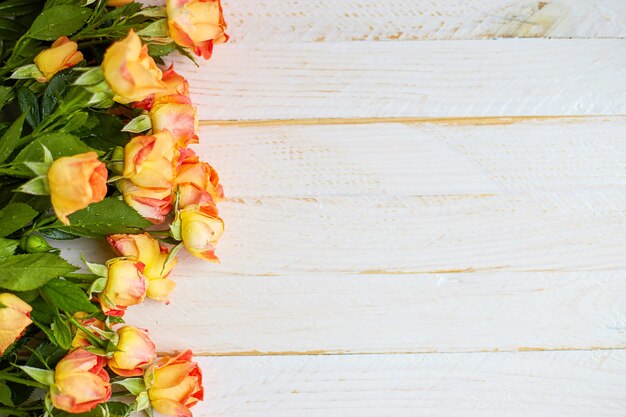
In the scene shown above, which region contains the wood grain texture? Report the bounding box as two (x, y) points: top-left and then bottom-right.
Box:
(219, 0), (626, 42)
(172, 39), (626, 121)
(197, 350), (626, 417)
(58, 190), (626, 276)
(197, 117), (626, 197)
(119, 270), (626, 354)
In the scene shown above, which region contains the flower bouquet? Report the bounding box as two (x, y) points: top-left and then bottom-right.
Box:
(0, 0), (227, 415)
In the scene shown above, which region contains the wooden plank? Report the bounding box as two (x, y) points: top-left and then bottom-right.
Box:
(58, 190), (626, 275)
(219, 0), (626, 42)
(173, 39), (626, 121)
(119, 270), (626, 354)
(197, 117), (626, 197)
(195, 350), (626, 417)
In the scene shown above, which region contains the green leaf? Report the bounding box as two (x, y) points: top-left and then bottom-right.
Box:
(13, 132), (94, 162)
(17, 366), (54, 385)
(28, 5), (91, 40)
(0, 86), (13, 112)
(39, 228), (80, 240)
(16, 175), (50, 195)
(0, 0), (41, 17)
(41, 278), (97, 314)
(41, 74), (69, 119)
(114, 378), (146, 396)
(0, 113), (26, 164)
(0, 16), (23, 40)
(137, 19), (168, 37)
(0, 238), (18, 258)
(121, 114), (151, 133)
(55, 198), (152, 238)
(17, 86), (40, 129)
(0, 382), (12, 407)
(0, 253), (78, 291)
(51, 315), (72, 349)
(0, 203), (37, 237)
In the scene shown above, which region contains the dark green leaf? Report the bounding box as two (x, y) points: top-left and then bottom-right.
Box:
(0, 86), (13, 112)
(13, 132), (94, 162)
(79, 112), (130, 151)
(0, 0), (41, 17)
(0, 237), (18, 258)
(28, 5), (91, 40)
(0, 382), (13, 407)
(51, 315), (71, 349)
(39, 228), (79, 240)
(0, 253), (77, 291)
(0, 16), (22, 40)
(25, 340), (66, 368)
(17, 86), (40, 129)
(41, 74), (69, 119)
(55, 198), (152, 238)
(0, 202), (37, 237)
(42, 278), (97, 314)
(0, 113), (26, 164)
(148, 42), (176, 58)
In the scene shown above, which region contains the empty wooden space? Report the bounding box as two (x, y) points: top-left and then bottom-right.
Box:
(129, 1), (626, 415)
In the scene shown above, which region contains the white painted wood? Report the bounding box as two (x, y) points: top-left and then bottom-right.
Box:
(197, 117), (626, 197)
(145, 0), (626, 41)
(120, 270), (626, 354)
(195, 350), (626, 417)
(58, 190), (626, 276)
(172, 39), (626, 121)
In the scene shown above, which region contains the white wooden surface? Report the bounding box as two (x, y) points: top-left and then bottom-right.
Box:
(123, 1), (626, 415)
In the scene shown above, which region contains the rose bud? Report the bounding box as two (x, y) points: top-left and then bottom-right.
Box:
(179, 203), (224, 262)
(99, 258), (148, 316)
(166, 0), (229, 59)
(108, 233), (178, 303)
(34, 36), (83, 81)
(144, 350), (203, 417)
(48, 152), (108, 225)
(108, 326), (156, 377)
(118, 180), (173, 224)
(124, 131), (177, 189)
(0, 293), (32, 355)
(176, 151), (223, 208)
(102, 30), (167, 104)
(50, 349), (112, 414)
(19, 235), (53, 253)
(71, 313), (105, 348)
(150, 95), (198, 147)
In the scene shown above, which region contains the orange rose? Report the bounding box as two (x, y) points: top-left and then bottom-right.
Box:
(150, 95), (198, 147)
(132, 65), (189, 110)
(34, 36), (83, 81)
(118, 180), (173, 224)
(124, 132), (177, 189)
(144, 350), (203, 417)
(107, 233), (177, 303)
(100, 258), (148, 316)
(108, 326), (156, 377)
(176, 149), (223, 208)
(48, 152), (108, 225)
(179, 203), (224, 262)
(71, 313), (105, 348)
(102, 30), (166, 104)
(107, 0), (133, 6)
(0, 293), (32, 355)
(166, 0), (228, 59)
(50, 349), (112, 414)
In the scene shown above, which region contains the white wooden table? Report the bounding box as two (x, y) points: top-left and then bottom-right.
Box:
(76, 1), (626, 415)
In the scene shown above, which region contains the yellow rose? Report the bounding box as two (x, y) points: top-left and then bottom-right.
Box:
(150, 95), (198, 147)
(99, 258), (148, 316)
(166, 0), (228, 59)
(179, 203), (224, 262)
(124, 132), (177, 189)
(102, 30), (167, 104)
(162, 65), (189, 98)
(48, 152), (108, 225)
(108, 326), (156, 377)
(176, 149), (223, 208)
(144, 350), (203, 417)
(107, 233), (178, 303)
(0, 293), (32, 355)
(71, 313), (105, 348)
(50, 349), (111, 414)
(118, 179), (173, 224)
(34, 36), (83, 81)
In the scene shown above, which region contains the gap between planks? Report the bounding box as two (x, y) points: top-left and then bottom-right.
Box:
(198, 114), (619, 127)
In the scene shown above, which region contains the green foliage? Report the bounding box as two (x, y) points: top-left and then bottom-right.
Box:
(0, 203), (37, 237)
(0, 253), (77, 291)
(13, 132), (94, 162)
(28, 5), (90, 40)
(41, 278), (97, 314)
(0, 237), (18, 258)
(0, 113), (26, 163)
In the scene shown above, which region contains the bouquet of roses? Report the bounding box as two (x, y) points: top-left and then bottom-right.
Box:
(0, 0), (227, 415)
